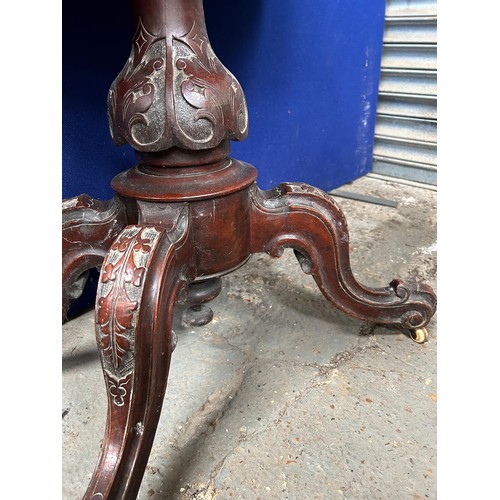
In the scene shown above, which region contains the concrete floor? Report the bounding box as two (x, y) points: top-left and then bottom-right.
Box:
(62, 175), (437, 500)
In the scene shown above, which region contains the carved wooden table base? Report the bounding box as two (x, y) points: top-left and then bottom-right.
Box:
(62, 1), (437, 498)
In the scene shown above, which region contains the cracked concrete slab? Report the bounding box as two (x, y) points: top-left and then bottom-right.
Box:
(62, 175), (437, 499)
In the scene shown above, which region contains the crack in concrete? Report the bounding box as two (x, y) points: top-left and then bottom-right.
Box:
(168, 364), (247, 453)
(195, 340), (383, 497)
(302, 342), (383, 376)
(171, 334), (428, 498)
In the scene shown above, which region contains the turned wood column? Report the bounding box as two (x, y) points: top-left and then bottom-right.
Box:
(108, 0), (258, 282)
(84, 3), (257, 498)
(108, 0), (248, 166)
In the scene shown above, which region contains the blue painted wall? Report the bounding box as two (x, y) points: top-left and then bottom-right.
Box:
(63, 0), (386, 199)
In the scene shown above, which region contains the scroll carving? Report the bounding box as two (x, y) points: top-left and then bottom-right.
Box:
(108, 17), (248, 152)
(62, 195), (128, 321)
(108, 19), (166, 150)
(172, 21), (248, 148)
(250, 183), (437, 329)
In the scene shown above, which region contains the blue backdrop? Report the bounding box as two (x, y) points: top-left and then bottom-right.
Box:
(63, 0), (386, 200)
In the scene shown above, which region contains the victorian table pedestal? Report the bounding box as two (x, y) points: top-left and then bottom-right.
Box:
(62, 0), (437, 498)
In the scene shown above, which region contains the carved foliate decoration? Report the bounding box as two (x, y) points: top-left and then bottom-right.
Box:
(108, 19), (166, 151)
(108, 17), (248, 152)
(172, 22), (248, 148)
(95, 225), (161, 406)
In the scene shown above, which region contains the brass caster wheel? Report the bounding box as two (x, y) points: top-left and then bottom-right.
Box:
(409, 327), (429, 344)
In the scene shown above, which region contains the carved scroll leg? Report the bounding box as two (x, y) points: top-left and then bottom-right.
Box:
(250, 183), (437, 340)
(84, 213), (195, 500)
(62, 195), (129, 321)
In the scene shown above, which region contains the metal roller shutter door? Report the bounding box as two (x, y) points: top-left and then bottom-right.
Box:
(372, 0), (437, 186)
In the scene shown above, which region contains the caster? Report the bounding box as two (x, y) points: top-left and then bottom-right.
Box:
(409, 327), (429, 344)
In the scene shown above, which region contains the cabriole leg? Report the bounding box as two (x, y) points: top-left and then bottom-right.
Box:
(62, 195), (129, 321)
(250, 183), (437, 340)
(84, 213), (195, 500)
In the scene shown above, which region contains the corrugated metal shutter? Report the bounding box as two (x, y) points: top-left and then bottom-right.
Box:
(372, 0), (437, 186)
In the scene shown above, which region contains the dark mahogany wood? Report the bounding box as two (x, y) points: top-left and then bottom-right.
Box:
(182, 277), (223, 326)
(108, 0), (248, 155)
(62, 195), (131, 321)
(250, 183), (436, 329)
(85, 213), (195, 499)
(62, 0), (437, 497)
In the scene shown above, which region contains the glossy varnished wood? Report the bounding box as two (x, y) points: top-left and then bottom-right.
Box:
(62, 195), (130, 321)
(249, 183), (436, 329)
(61, 0), (437, 497)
